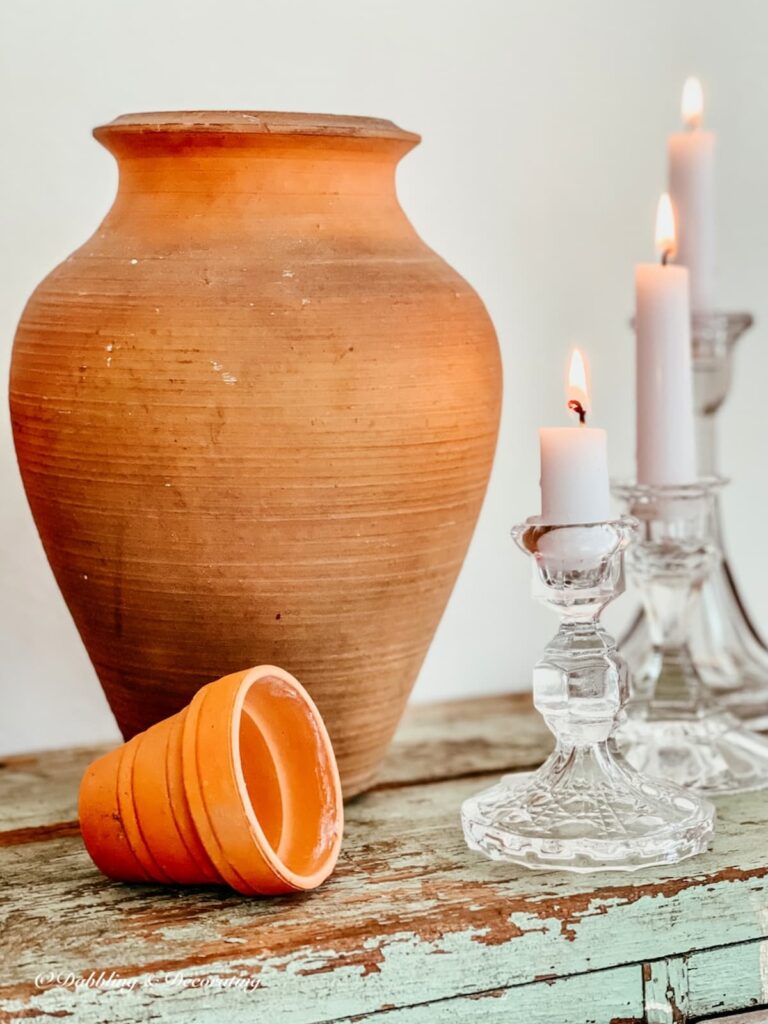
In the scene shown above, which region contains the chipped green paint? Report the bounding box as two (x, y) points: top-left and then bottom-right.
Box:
(687, 938), (768, 1018)
(644, 957), (689, 1024)
(2, 695), (768, 1023)
(329, 963), (646, 1022)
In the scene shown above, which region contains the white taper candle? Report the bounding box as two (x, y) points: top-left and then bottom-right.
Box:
(668, 77), (716, 313)
(635, 196), (697, 485)
(539, 427), (610, 525)
(538, 349), (611, 525)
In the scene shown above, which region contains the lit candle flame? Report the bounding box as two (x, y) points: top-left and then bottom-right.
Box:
(655, 192), (677, 264)
(681, 76), (703, 130)
(567, 348), (590, 424)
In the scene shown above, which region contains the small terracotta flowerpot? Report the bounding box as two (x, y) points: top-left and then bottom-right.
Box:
(78, 666), (343, 895)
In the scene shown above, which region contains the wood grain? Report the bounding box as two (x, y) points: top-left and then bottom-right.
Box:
(339, 963), (646, 1023)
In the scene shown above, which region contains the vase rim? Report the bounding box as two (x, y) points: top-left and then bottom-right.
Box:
(94, 110), (420, 144)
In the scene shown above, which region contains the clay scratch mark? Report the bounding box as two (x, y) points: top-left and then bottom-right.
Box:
(209, 361), (238, 385)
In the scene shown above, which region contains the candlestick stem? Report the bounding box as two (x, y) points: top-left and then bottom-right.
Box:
(694, 413), (718, 478)
(637, 591), (709, 716)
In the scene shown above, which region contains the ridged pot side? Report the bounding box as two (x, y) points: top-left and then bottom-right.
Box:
(10, 112), (502, 796)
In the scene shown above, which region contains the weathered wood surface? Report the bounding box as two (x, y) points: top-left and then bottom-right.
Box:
(2, 693), (768, 1024)
(0, 694), (549, 837)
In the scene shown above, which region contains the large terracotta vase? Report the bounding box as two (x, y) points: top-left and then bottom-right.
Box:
(10, 111), (501, 796)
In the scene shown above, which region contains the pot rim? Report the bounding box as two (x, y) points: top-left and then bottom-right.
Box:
(183, 665), (344, 893)
(94, 110), (420, 145)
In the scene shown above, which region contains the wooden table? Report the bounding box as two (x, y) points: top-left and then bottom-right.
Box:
(2, 693), (768, 1023)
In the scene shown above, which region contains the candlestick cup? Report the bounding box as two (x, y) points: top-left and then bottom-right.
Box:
(461, 516), (714, 872)
(614, 478), (768, 795)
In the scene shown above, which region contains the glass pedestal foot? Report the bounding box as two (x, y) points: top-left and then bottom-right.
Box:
(617, 706), (768, 795)
(462, 747), (714, 872)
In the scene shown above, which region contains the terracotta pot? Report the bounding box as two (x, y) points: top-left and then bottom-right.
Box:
(79, 665), (343, 894)
(10, 111), (502, 795)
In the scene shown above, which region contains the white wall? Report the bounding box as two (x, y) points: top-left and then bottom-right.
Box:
(2, 0), (768, 755)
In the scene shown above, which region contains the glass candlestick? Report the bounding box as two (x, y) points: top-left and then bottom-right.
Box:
(621, 313), (768, 725)
(461, 517), (714, 873)
(614, 479), (768, 795)
(691, 312), (768, 721)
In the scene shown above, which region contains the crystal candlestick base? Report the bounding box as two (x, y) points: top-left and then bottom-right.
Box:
(614, 479), (768, 795)
(621, 313), (768, 725)
(461, 517), (714, 873)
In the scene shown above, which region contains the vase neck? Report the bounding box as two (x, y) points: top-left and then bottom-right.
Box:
(93, 119), (420, 247)
(95, 112), (417, 201)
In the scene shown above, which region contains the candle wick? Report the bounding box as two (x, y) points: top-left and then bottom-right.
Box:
(661, 248), (670, 267)
(567, 399), (587, 425)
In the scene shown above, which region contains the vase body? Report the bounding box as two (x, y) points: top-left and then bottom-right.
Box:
(10, 112), (502, 796)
